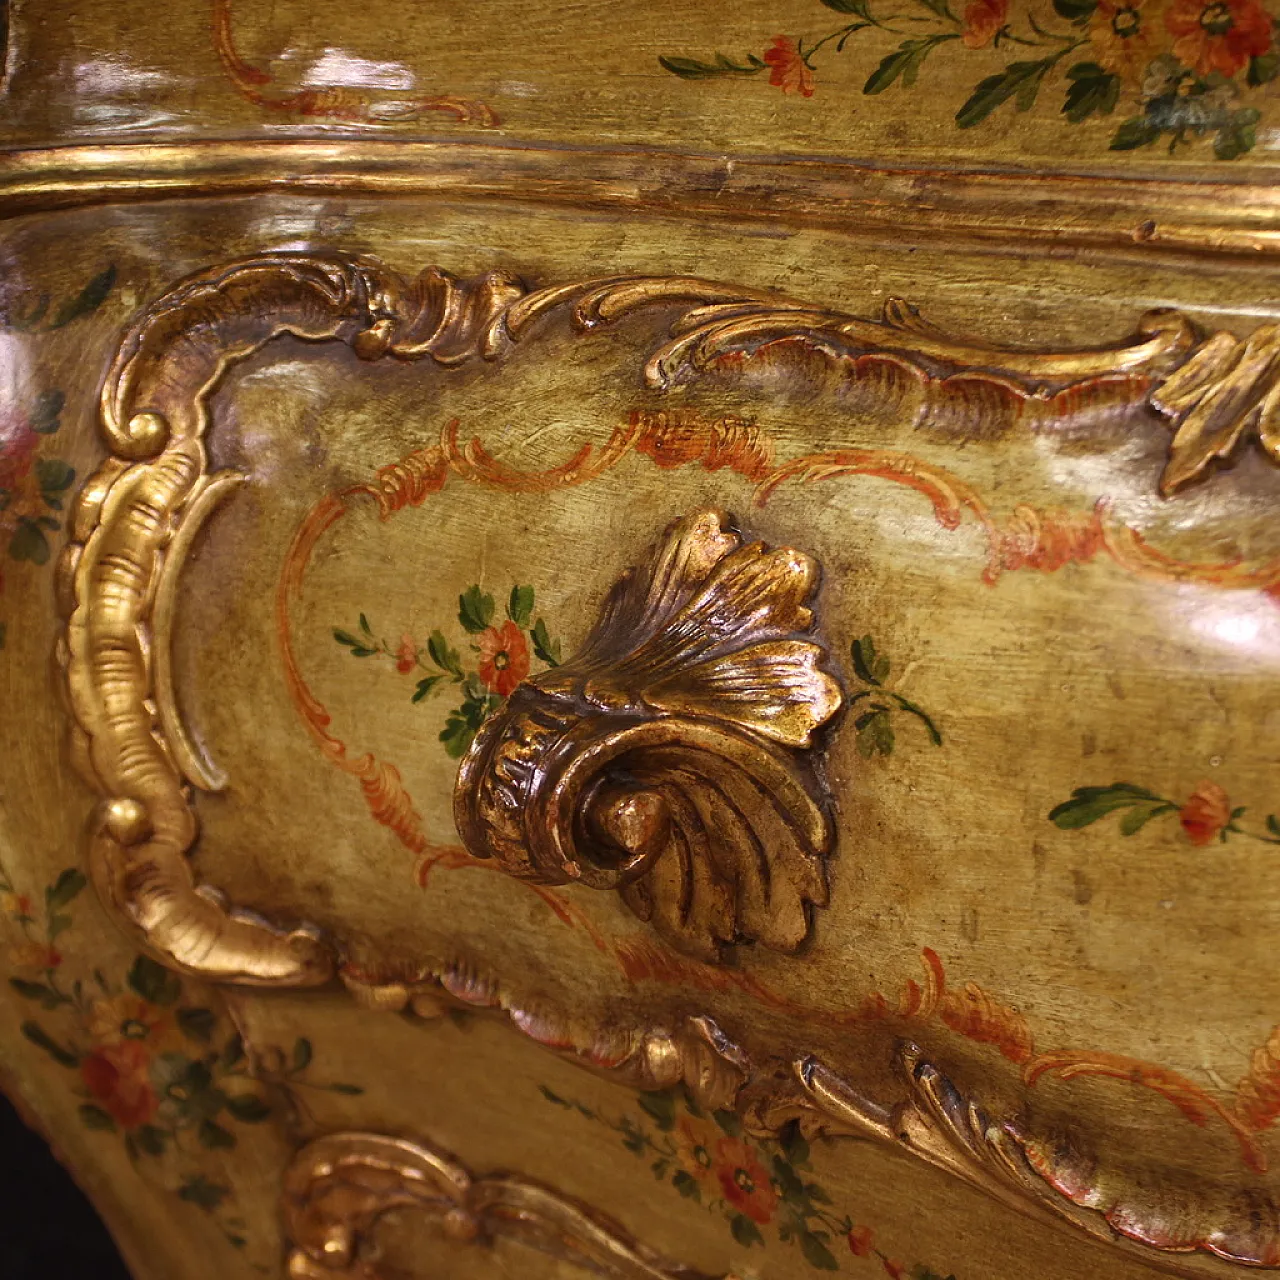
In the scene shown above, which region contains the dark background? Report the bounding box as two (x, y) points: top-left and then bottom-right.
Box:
(0, 1089), (132, 1279)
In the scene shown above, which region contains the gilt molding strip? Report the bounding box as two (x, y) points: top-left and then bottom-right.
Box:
(58, 251), (1280, 1272)
(5, 140), (1280, 259)
(281, 1131), (731, 1279)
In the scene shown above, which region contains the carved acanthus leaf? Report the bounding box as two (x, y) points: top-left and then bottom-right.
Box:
(453, 508), (842, 961)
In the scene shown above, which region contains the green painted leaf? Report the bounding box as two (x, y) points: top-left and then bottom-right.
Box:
(957, 58), (1056, 128)
(412, 674), (445, 704)
(1249, 51), (1280, 85)
(730, 1213), (765, 1247)
(820, 0), (874, 11)
(659, 52), (766, 79)
(29, 389), (64, 434)
(9, 520), (50, 564)
(531, 617), (561, 666)
(325, 1082), (364, 1095)
(1053, 0), (1097, 20)
(458, 585), (495, 633)
(539, 1085), (572, 1107)
(135, 1124), (167, 1155)
(21, 1020), (79, 1068)
(358, 613), (372, 635)
(1049, 783), (1168, 829)
(865, 36), (955, 95)
(177, 1006), (217, 1042)
(771, 1153), (806, 1199)
(1062, 62), (1119, 122)
(1110, 115), (1161, 150)
(891, 692), (943, 746)
(1216, 108), (1260, 160)
(333, 628), (377, 656)
(638, 1090), (677, 1131)
(198, 1119), (236, 1150)
(799, 1230), (840, 1270)
(427, 630), (463, 676)
(1267, 813), (1280, 839)
(48, 265), (116, 329)
(712, 1108), (742, 1136)
(127, 954), (183, 1006)
(35, 458), (74, 500)
(292, 1037), (313, 1072)
(781, 1124), (810, 1167)
(9, 977), (59, 1004)
(45, 867), (86, 910)
(78, 1104), (117, 1132)
(508, 584), (535, 627)
(225, 1093), (272, 1123)
(220, 1033), (245, 1069)
(178, 1176), (230, 1210)
(1118, 802), (1175, 836)
(850, 635), (884, 686)
(855, 707), (895, 757)
(672, 1168), (701, 1199)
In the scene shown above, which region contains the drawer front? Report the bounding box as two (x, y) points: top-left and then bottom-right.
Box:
(1, 189), (1278, 1280)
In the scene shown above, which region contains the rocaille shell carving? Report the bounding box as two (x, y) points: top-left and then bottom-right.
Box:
(452, 507), (844, 962)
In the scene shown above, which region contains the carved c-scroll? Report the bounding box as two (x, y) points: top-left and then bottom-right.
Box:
(452, 507), (843, 961)
(282, 1131), (732, 1279)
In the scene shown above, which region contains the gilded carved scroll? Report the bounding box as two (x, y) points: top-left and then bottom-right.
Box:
(57, 250), (1280, 1274)
(281, 1132), (731, 1279)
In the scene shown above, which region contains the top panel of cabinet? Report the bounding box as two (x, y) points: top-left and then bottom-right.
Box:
(5, 0), (1280, 180)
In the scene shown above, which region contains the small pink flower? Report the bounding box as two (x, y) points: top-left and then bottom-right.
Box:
(395, 634), (417, 674)
(1179, 780), (1232, 845)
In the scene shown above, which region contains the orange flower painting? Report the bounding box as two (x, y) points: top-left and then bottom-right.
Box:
(962, 0), (1009, 47)
(661, 0), (1280, 160)
(674, 1115), (719, 1186)
(763, 36), (815, 96)
(540, 1083), (952, 1274)
(1179, 779), (1233, 845)
(1166, 0), (1273, 75)
(335, 583), (561, 759)
(477, 621), (530, 697)
(1090, 0), (1164, 76)
(714, 1136), (778, 1225)
(1051, 778), (1278, 848)
(81, 1040), (158, 1129)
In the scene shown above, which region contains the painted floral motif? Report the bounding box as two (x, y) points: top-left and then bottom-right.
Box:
(1, 863), (362, 1251)
(334, 584), (563, 758)
(0, 266), (117, 650)
(849, 635), (943, 758)
(660, 0), (1279, 159)
(540, 1083), (955, 1276)
(1050, 778), (1280, 844)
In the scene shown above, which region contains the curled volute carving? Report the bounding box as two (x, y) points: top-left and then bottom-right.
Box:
(453, 508), (843, 961)
(282, 1132), (731, 1279)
